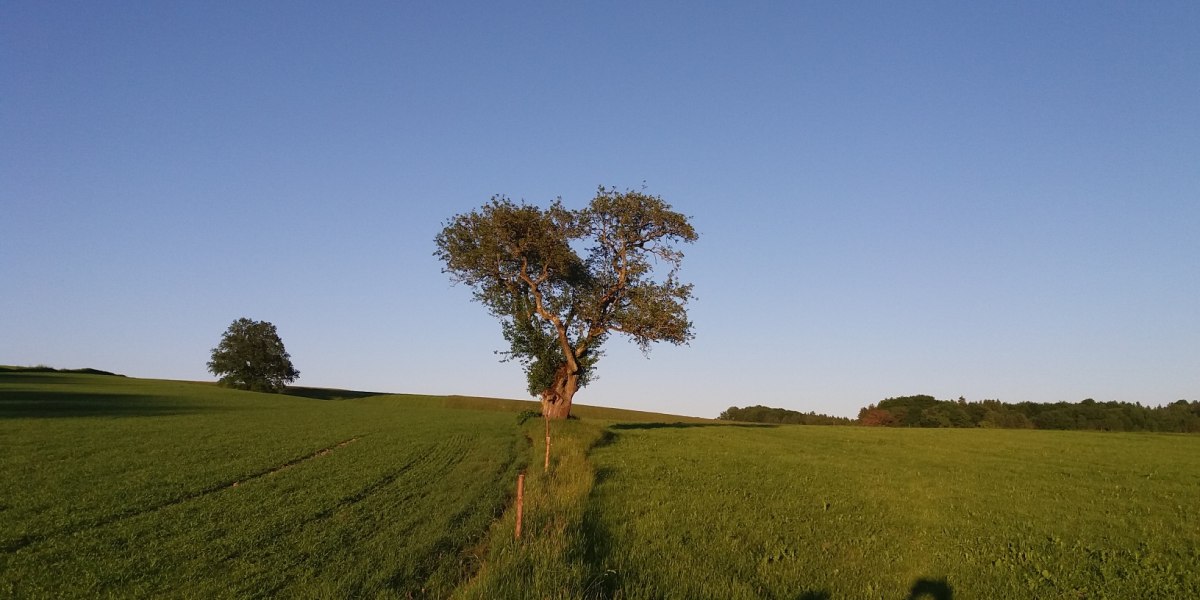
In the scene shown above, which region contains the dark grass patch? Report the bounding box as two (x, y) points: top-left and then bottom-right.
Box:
(0, 390), (207, 418)
(282, 386), (386, 401)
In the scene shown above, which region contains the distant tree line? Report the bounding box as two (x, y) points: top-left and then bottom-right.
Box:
(859, 395), (1200, 433)
(1, 365), (123, 377)
(720, 395), (1200, 433)
(718, 405), (853, 426)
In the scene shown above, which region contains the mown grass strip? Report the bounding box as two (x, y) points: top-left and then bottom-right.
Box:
(453, 418), (612, 599)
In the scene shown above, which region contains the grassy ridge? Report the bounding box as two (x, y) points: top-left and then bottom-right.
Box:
(442, 394), (713, 423)
(454, 419), (611, 598)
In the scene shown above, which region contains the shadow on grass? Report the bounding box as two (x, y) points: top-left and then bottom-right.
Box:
(590, 428), (617, 450)
(0, 390), (202, 418)
(579, 462), (832, 600)
(283, 387), (385, 401)
(908, 578), (953, 600)
(609, 421), (778, 430)
(580, 480), (619, 598)
(0, 374), (112, 386)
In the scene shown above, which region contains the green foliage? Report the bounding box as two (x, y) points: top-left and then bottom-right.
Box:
(434, 187), (697, 400)
(516, 409), (541, 425)
(718, 404), (852, 425)
(206, 317), (300, 393)
(858, 395), (1200, 432)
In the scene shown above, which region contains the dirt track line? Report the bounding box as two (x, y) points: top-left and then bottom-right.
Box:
(231, 437), (359, 487)
(2, 436), (363, 554)
(252, 446), (453, 598)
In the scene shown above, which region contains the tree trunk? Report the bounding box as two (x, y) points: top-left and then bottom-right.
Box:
(539, 365), (578, 420)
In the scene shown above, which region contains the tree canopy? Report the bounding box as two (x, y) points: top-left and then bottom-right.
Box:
(857, 395), (1200, 432)
(207, 318), (299, 393)
(435, 187), (697, 419)
(718, 405), (852, 426)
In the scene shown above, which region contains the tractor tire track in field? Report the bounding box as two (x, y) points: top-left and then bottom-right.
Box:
(312, 444), (441, 521)
(305, 435), (477, 525)
(253, 438), (487, 598)
(223, 446), (442, 597)
(230, 436), (360, 487)
(374, 436), (525, 596)
(1, 436), (362, 554)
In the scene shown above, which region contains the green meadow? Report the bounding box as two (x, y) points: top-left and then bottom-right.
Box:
(586, 425), (1200, 599)
(2, 368), (1198, 598)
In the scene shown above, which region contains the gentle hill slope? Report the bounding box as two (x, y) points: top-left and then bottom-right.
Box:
(0, 367), (712, 422)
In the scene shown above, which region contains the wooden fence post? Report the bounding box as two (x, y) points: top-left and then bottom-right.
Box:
(544, 417), (551, 471)
(515, 472), (525, 539)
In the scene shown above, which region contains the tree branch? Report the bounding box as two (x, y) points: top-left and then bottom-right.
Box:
(517, 261), (579, 373)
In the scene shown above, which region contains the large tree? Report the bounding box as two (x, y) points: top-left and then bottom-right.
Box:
(207, 318), (300, 393)
(435, 187), (697, 419)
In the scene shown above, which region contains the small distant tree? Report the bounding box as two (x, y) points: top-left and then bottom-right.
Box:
(207, 318), (299, 393)
(858, 405), (899, 427)
(435, 186), (698, 419)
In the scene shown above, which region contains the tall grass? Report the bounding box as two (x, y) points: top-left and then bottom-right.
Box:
(454, 418), (610, 599)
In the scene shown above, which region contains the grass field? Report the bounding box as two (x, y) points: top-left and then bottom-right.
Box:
(0, 370), (529, 597)
(586, 425), (1200, 599)
(3, 368), (1198, 598)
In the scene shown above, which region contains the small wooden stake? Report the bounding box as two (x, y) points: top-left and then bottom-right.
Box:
(515, 472), (525, 539)
(544, 417), (551, 471)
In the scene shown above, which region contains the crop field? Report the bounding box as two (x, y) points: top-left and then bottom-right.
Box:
(0, 370), (527, 597)
(585, 424), (1200, 599)
(3, 368), (1198, 599)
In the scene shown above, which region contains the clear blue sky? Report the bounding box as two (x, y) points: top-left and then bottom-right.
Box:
(3, 2), (1197, 418)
